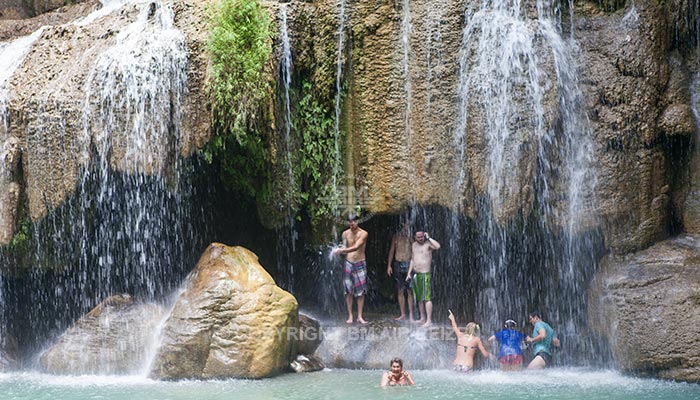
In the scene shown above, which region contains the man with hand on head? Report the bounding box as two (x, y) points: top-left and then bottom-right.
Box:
(405, 230), (440, 327)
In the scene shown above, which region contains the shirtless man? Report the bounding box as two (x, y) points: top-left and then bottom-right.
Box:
(332, 213), (369, 324)
(405, 231), (440, 327)
(386, 222), (413, 321)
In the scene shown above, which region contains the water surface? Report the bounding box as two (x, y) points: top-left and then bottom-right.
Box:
(1, 368), (698, 400)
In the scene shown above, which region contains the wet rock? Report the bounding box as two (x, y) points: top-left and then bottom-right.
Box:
(589, 235), (700, 382)
(39, 294), (166, 374)
(297, 313), (323, 355)
(149, 243), (298, 380)
(0, 0), (91, 21)
(290, 354), (325, 373)
(314, 319), (455, 370)
(0, 0), (213, 244)
(0, 334), (19, 371)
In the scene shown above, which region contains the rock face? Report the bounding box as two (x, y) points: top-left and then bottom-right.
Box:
(0, 0), (695, 252)
(39, 294), (165, 375)
(0, 0), (213, 244)
(0, 333), (18, 371)
(149, 243), (298, 380)
(297, 313), (323, 355)
(0, 0), (88, 20)
(269, 0), (695, 251)
(588, 235), (700, 382)
(314, 320), (455, 370)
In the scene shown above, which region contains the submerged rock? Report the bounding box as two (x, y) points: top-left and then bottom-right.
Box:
(290, 354), (325, 373)
(38, 294), (165, 375)
(589, 235), (700, 382)
(149, 243), (298, 380)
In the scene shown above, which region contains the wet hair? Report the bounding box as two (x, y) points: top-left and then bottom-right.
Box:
(465, 322), (480, 335)
(529, 311), (541, 320)
(504, 319), (518, 328)
(390, 357), (403, 369)
(348, 213), (359, 222)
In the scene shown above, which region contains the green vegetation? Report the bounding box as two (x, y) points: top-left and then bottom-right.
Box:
(204, 0), (274, 200)
(205, 0), (343, 229)
(8, 218), (30, 251)
(293, 82), (341, 226)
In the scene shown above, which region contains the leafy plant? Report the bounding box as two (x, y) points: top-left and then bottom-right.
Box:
(293, 81), (342, 226)
(204, 0), (274, 200)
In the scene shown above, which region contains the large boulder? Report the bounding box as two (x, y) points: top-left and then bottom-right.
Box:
(39, 294), (166, 374)
(149, 243), (298, 380)
(588, 235), (700, 382)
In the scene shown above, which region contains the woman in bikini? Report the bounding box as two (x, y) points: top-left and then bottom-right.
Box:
(380, 357), (415, 386)
(448, 310), (491, 372)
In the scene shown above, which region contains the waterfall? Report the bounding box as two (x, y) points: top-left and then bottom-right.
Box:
(0, 26), (45, 363)
(79, 0), (190, 302)
(1, 0), (204, 359)
(454, 0), (598, 362)
(0, 27), (45, 218)
(277, 4), (297, 291)
(331, 0), (348, 224)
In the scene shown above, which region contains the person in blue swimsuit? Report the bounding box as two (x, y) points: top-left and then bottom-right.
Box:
(488, 319), (526, 371)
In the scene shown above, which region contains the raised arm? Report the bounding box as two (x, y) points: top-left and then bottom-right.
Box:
(425, 232), (440, 250)
(448, 311), (461, 337)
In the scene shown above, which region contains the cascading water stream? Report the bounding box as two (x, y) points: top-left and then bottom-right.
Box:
(277, 4), (297, 292)
(0, 26), (45, 363)
(4, 0), (204, 362)
(455, 0), (546, 321)
(453, 0), (597, 361)
(538, 0), (598, 357)
(332, 0), (348, 227)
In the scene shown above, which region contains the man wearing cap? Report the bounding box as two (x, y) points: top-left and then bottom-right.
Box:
(332, 213), (369, 324)
(405, 230), (440, 327)
(488, 319), (526, 371)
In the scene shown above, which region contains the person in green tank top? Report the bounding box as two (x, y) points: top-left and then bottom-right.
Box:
(525, 311), (560, 369)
